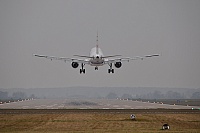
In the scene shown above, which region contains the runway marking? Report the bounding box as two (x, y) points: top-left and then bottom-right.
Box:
(106, 104), (111, 106)
(22, 106), (29, 109)
(124, 105), (131, 108)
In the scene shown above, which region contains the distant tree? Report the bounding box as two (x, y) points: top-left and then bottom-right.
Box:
(106, 92), (118, 99)
(172, 92), (184, 99)
(165, 91), (184, 99)
(121, 94), (132, 99)
(12, 92), (27, 99)
(146, 92), (153, 99)
(29, 94), (36, 99)
(153, 90), (163, 99)
(165, 91), (174, 99)
(191, 92), (200, 99)
(135, 94), (141, 99)
(0, 91), (8, 100)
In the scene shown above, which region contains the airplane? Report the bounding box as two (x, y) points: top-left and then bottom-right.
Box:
(34, 33), (159, 74)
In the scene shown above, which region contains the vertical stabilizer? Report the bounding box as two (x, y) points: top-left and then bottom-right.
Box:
(96, 31), (99, 54)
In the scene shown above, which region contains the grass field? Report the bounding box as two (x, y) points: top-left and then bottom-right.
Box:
(0, 110), (200, 133)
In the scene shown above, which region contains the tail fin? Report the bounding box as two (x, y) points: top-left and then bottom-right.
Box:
(96, 31), (99, 54)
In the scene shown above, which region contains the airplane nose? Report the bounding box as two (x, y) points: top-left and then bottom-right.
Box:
(96, 56), (99, 59)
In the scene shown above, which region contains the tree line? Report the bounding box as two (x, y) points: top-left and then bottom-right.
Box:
(0, 91), (36, 101)
(105, 90), (200, 99)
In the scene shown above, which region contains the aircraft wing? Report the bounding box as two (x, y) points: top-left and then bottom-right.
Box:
(105, 54), (159, 64)
(33, 54), (90, 64)
(131, 54), (160, 60)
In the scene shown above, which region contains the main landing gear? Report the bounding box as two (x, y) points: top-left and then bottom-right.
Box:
(108, 63), (114, 73)
(80, 63), (85, 74)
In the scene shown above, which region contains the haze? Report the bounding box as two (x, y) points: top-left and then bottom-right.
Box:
(0, 0), (200, 89)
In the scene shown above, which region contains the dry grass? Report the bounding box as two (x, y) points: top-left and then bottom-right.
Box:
(0, 113), (200, 133)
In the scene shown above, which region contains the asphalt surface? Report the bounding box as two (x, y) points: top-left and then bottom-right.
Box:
(0, 109), (200, 114)
(0, 99), (199, 110)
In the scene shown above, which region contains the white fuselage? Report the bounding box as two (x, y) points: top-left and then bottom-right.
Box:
(89, 47), (105, 66)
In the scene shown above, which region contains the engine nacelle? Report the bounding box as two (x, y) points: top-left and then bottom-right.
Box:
(71, 62), (79, 68)
(114, 62), (122, 68)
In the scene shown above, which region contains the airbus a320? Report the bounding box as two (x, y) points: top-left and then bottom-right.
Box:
(34, 33), (159, 74)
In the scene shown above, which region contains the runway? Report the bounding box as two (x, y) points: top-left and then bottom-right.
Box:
(0, 99), (199, 109)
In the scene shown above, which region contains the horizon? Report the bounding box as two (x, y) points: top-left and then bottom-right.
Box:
(1, 86), (199, 90)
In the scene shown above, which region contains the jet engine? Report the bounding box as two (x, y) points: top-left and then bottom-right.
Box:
(114, 62), (122, 68)
(71, 62), (79, 68)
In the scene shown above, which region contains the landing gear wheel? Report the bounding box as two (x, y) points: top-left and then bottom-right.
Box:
(80, 69), (82, 74)
(80, 69), (86, 74)
(108, 63), (114, 73)
(108, 69), (114, 73)
(112, 69), (114, 73)
(108, 69), (110, 73)
(80, 63), (86, 74)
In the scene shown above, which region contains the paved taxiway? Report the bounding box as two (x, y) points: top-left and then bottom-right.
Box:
(0, 99), (199, 109)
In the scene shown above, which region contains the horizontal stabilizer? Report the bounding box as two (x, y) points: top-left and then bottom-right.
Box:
(73, 55), (93, 58)
(103, 55), (122, 58)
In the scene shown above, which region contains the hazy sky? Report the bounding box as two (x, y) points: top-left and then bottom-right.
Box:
(0, 0), (200, 89)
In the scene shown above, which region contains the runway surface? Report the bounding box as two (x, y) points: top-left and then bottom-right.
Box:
(0, 99), (199, 109)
